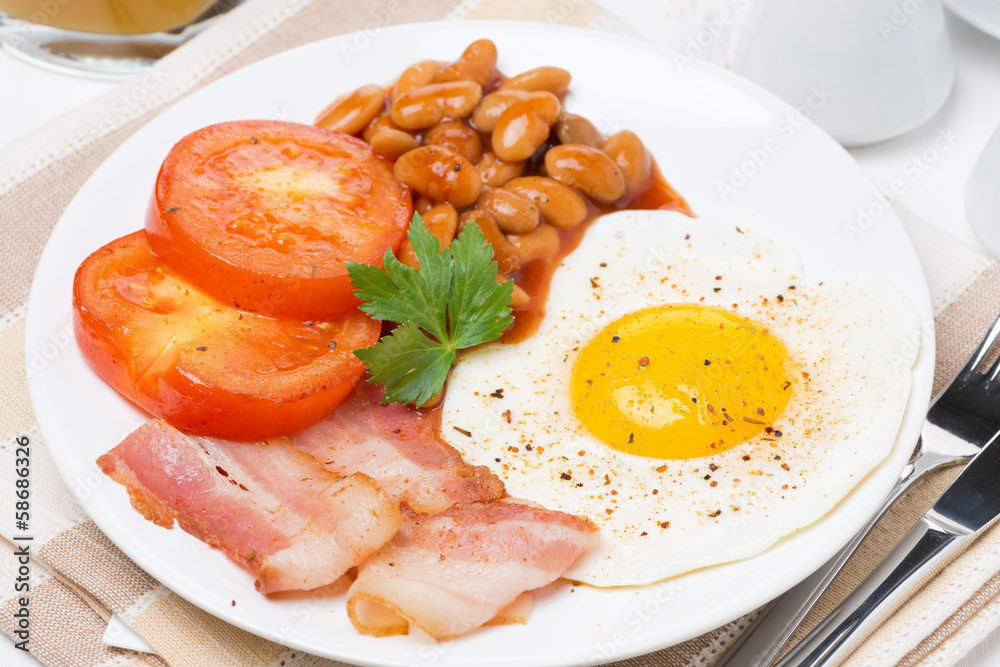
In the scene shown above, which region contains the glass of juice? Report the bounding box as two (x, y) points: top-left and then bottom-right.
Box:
(0, 0), (239, 78)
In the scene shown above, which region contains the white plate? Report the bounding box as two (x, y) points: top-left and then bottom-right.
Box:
(25, 21), (934, 667)
(945, 0), (1000, 40)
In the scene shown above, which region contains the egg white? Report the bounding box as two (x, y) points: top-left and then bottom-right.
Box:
(441, 211), (919, 586)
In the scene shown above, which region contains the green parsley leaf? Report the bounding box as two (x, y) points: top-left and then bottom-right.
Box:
(347, 213), (514, 405)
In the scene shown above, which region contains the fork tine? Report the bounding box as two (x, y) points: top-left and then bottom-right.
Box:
(961, 313), (1000, 378)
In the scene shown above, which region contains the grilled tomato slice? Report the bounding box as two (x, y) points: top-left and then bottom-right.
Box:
(146, 119), (411, 320)
(73, 231), (380, 440)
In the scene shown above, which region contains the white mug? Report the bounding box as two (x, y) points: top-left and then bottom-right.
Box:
(733, 0), (955, 146)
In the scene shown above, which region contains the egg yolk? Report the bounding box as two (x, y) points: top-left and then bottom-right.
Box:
(570, 304), (793, 459)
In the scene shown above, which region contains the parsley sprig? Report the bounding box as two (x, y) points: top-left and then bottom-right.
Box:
(347, 213), (514, 405)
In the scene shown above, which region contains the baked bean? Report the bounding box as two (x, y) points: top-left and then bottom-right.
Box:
(423, 203), (459, 249)
(395, 60), (440, 97)
(500, 67), (572, 97)
(509, 223), (561, 264)
(424, 120), (484, 164)
(315, 84), (386, 135)
(477, 151), (525, 187)
(368, 129), (420, 160)
(509, 283), (530, 308)
(390, 81), (482, 130)
(481, 187), (540, 234)
(397, 240), (420, 269)
(604, 130), (652, 199)
(555, 113), (605, 149)
(362, 113), (404, 142)
(414, 195), (435, 214)
(459, 209), (520, 275)
(398, 203), (459, 269)
(470, 89), (528, 133)
(492, 92), (560, 163)
(437, 39), (497, 87)
(394, 146), (482, 209)
(544, 144), (626, 203)
(505, 176), (588, 229)
(497, 274), (531, 308)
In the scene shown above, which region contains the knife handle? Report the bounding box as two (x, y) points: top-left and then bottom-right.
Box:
(774, 517), (965, 667)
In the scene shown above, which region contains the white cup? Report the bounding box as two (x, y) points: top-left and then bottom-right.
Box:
(733, 0), (955, 146)
(966, 124), (1000, 257)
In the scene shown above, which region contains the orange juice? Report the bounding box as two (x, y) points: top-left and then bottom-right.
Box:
(0, 0), (218, 34)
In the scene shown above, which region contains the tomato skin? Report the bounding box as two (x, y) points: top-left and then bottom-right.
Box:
(73, 231), (380, 440)
(146, 120), (412, 320)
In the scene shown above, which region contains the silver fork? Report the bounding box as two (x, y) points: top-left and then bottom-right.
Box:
(716, 313), (1000, 667)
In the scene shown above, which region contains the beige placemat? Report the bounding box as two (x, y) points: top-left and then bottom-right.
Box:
(2, 1), (1000, 665)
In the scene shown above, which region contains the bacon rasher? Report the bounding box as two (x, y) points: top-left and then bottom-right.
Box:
(290, 382), (505, 513)
(97, 419), (402, 594)
(347, 500), (599, 640)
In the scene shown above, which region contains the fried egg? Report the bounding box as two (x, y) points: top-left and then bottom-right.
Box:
(441, 211), (919, 586)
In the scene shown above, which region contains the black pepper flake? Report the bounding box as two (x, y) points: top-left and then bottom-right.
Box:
(708, 509), (721, 518)
(783, 381), (791, 390)
(788, 285), (796, 290)
(525, 444), (533, 451)
(777, 294), (784, 302)
(742, 455), (751, 461)
(490, 390), (504, 399)
(304, 321), (313, 326)
(251, 136), (259, 144)
(612, 335), (620, 343)
(590, 277), (599, 288)
(196, 345), (208, 352)
(575, 482), (583, 487)
(708, 464), (718, 472)
(713, 287), (721, 293)
(453, 163), (461, 172)
(388, 562), (395, 567)
(660, 521), (670, 529)
(393, 428), (401, 434)
(774, 430), (783, 437)
(560, 472), (572, 480)
(765, 426), (774, 434)
(691, 397), (698, 403)
(628, 433), (634, 444)
(600, 262), (607, 267)
(328, 341), (338, 350)
(453, 426), (472, 437)
(495, 458), (501, 463)
(324, 460), (335, 465)
(704, 359), (711, 366)
(703, 474), (711, 480)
